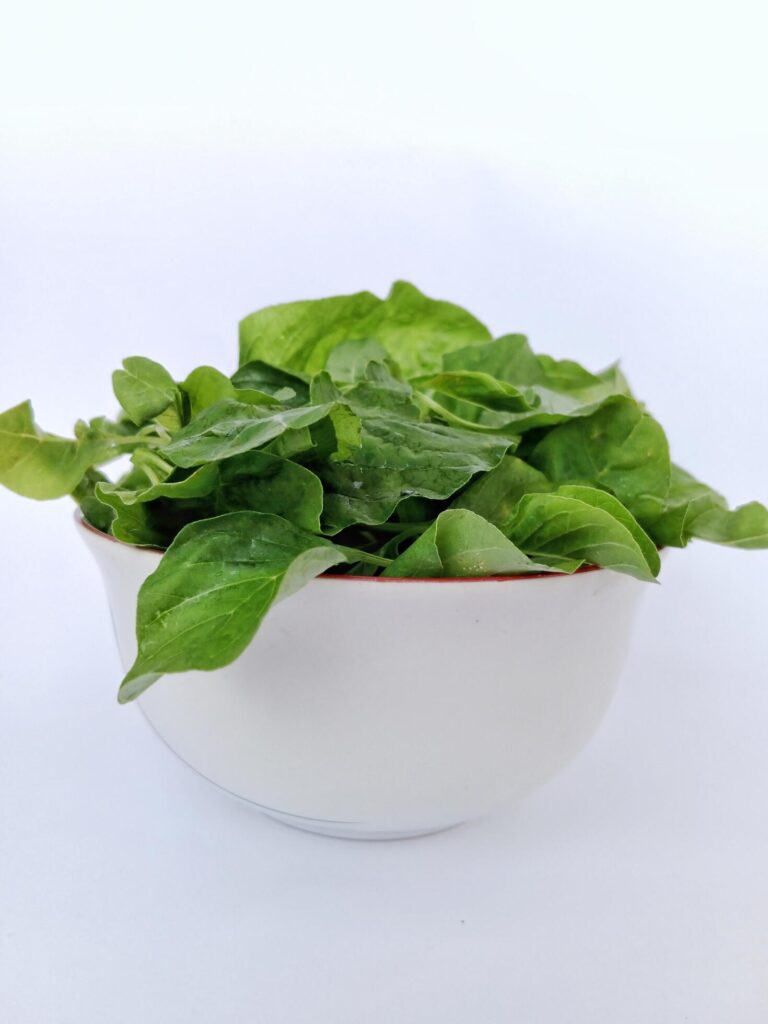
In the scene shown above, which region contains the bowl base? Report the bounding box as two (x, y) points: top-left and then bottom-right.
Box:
(259, 808), (463, 840)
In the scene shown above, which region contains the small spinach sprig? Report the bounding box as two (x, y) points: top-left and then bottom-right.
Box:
(1, 281), (765, 702)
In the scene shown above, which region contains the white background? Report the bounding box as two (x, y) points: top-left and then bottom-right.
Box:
(1, 2), (767, 1021)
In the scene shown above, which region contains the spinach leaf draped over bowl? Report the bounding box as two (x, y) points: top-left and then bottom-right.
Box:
(2, 281), (766, 702)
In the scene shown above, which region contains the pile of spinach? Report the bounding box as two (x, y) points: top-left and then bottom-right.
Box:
(2, 282), (766, 702)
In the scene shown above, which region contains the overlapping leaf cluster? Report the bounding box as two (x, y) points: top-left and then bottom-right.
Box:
(1, 282), (765, 701)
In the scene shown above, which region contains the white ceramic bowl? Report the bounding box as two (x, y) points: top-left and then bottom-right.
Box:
(79, 515), (646, 839)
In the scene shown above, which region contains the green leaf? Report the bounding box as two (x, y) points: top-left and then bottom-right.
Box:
(506, 491), (659, 581)
(692, 502), (768, 549)
(118, 512), (348, 702)
(347, 282), (491, 378)
(112, 357), (179, 426)
(0, 401), (111, 500)
(318, 414), (514, 533)
(215, 451), (324, 532)
(162, 399), (335, 467)
(452, 456), (553, 527)
(325, 339), (394, 382)
(383, 509), (551, 578)
(239, 290), (381, 372)
(72, 468), (116, 533)
(642, 464), (725, 547)
(645, 464), (767, 549)
(96, 464), (219, 507)
(555, 484), (661, 576)
(95, 469), (170, 547)
(445, 334), (542, 383)
(529, 396), (671, 520)
(239, 282), (491, 378)
(438, 336), (629, 432)
(231, 360), (310, 406)
(412, 370), (539, 412)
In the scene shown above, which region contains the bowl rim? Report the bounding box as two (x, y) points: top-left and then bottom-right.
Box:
(75, 510), (603, 584)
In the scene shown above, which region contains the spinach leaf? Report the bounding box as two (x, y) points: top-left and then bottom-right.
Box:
(412, 370), (539, 412)
(452, 456), (553, 527)
(163, 399), (335, 467)
(112, 357), (179, 426)
(506, 491), (659, 581)
(346, 282), (492, 378)
(646, 464), (768, 549)
(318, 415), (514, 533)
(72, 468), (116, 533)
(555, 484), (660, 576)
(0, 401), (113, 499)
(95, 469), (171, 547)
(529, 396), (671, 521)
(231, 360), (310, 406)
(692, 501), (768, 548)
(383, 509), (552, 578)
(119, 512), (348, 702)
(325, 339), (394, 382)
(239, 282), (491, 377)
(239, 290), (380, 372)
(438, 336), (629, 432)
(96, 464), (219, 507)
(215, 451), (324, 532)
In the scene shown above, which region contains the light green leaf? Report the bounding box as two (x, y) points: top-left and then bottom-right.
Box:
(692, 502), (768, 549)
(506, 491), (659, 581)
(118, 512), (348, 702)
(412, 370), (539, 412)
(555, 484), (661, 576)
(112, 357), (179, 426)
(383, 509), (551, 578)
(96, 464), (219, 507)
(0, 401), (111, 500)
(239, 281), (491, 378)
(645, 464), (767, 549)
(325, 339), (393, 382)
(239, 290), (380, 372)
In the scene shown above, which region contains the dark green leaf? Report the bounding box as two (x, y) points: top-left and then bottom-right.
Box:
(163, 399), (335, 467)
(318, 415), (514, 533)
(119, 512), (348, 702)
(452, 456), (553, 527)
(530, 396), (671, 520)
(215, 451), (324, 532)
(231, 360), (310, 406)
(72, 468), (116, 533)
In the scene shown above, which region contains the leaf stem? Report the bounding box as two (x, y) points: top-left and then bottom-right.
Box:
(335, 545), (393, 568)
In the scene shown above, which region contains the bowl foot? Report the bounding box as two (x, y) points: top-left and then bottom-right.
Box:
(259, 808), (463, 840)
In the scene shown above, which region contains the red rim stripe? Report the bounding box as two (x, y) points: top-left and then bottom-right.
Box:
(75, 511), (603, 583)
